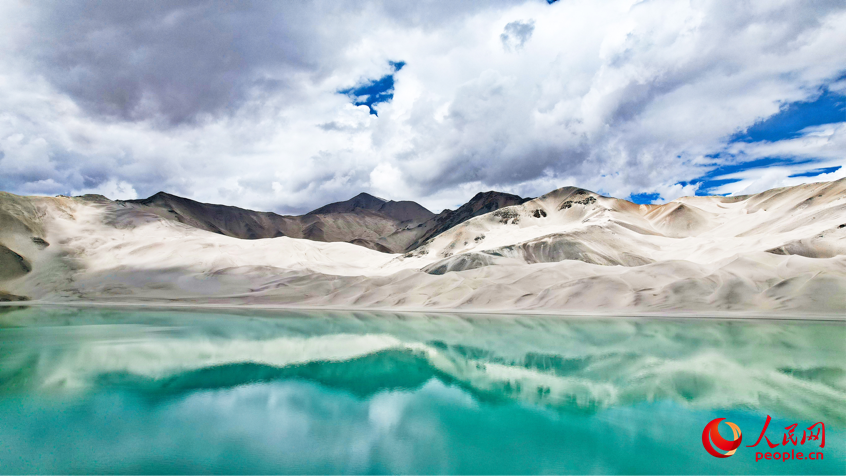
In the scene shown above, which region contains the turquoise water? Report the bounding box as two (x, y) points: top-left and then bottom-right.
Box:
(0, 306), (843, 474)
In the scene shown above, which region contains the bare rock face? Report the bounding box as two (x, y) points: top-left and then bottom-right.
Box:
(0, 290), (28, 302)
(126, 192), (300, 240)
(423, 252), (501, 275)
(0, 245), (31, 280)
(307, 192), (435, 224)
(125, 191), (427, 252)
(405, 191), (531, 251)
(123, 190), (524, 254)
(31, 237), (49, 249)
(490, 233), (654, 267)
(348, 238), (394, 254)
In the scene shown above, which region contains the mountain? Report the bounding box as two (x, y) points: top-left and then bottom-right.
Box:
(120, 190), (519, 253)
(0, 192), (50, 301)
(126, 192), (298, 239)
(123, 191), (429, 252)
(307, 192), (434, 223)
(0, 180), (843, 313)
(411, 181), (846, 275)
(403, 191), (531, 251)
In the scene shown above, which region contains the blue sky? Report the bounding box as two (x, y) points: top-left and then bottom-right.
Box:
(339, 62), (405, 116)
(627, 86), (845, 204)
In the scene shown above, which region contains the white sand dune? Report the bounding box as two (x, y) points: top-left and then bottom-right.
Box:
(1, 179), (844, 314)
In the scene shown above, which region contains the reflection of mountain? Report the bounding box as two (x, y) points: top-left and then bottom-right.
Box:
(97, 350), (444, 398)
(0, 180), (844, 313)
(2, 307), (843, 424)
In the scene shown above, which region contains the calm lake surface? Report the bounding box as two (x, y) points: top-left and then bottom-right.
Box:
(0, 306), (843, 474)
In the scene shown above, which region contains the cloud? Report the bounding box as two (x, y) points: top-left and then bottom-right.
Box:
(0, 0), (844, 213)
(369, 162), (408, 199)
(500, 20), (535, 51)
(830, 78), (846, 94)
(72, 179), (139, 200)
(16, 2), (359, 126)
(706, 122), (846, 195)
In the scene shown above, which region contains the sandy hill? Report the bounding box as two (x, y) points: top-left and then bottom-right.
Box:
(405, 181), (846, 269)
(0, 180), (844, 314)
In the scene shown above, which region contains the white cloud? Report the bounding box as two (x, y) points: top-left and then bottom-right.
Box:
(369, 162), (408, 199)
(0, 0), (844, 211)
(708, 122), (846, 196)
(72, 178), (139, 200)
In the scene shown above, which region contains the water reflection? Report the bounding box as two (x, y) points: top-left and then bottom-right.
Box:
(0, 306), (842, 474)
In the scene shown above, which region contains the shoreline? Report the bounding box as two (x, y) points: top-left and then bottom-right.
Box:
(3, 299), (844, 322)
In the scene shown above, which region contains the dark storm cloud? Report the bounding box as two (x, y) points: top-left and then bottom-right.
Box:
(23, 0), (524, 126)
(24, 1), (351, 125)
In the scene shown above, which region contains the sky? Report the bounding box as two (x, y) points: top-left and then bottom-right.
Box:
(0, 0), (844, 213)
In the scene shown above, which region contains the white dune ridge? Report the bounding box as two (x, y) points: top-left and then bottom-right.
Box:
(0, 179), (844, 313)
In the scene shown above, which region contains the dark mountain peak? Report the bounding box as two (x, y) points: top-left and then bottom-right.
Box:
(541, 186), (599, 200)
(122, 190), (431, 252)
(118, 189), (520, 254)
(307, 193), (433, 223)
(307, 192), (386, 215)
(471, 190), (514, 199)
(75, 194), (111, 203)
(124, 192), (295, 239)
(404, 190), (530, 251)
(129, 191), (184, 206)
(129, 192), (265, 215)
(466, 190), (527, 206)
(352, 192), (386, 202)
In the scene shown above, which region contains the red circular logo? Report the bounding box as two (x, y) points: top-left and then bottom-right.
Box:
(702, 418), (743, 458)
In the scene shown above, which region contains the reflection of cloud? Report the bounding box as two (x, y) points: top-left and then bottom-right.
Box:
(1, 307), (845, 473)
(500, 20), (535, 51)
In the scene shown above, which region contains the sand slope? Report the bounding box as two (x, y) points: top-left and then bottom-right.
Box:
(0, 180), (844, 314)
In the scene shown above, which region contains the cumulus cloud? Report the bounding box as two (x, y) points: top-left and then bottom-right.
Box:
(0, 0), (844, 213)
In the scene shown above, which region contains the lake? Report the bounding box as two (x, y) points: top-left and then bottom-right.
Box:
(0, 306), (843, 474)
